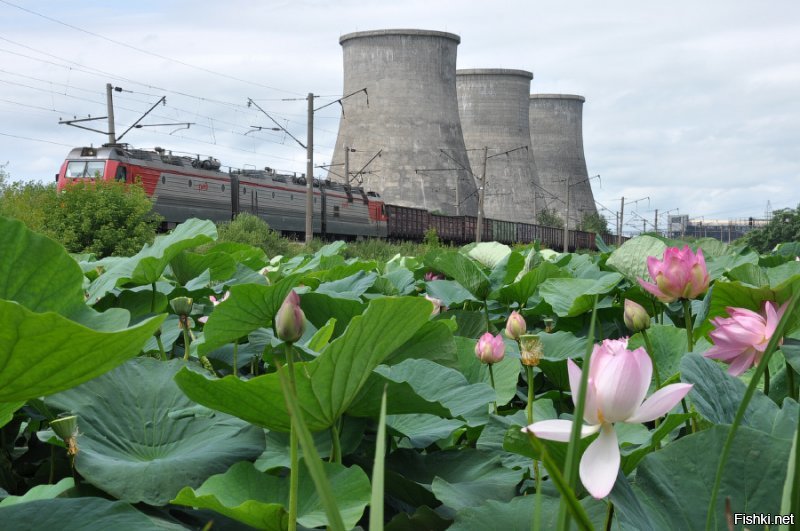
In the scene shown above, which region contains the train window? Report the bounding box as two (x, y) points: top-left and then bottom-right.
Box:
(161, 175), (166, 184)
(290, 194), (294, 201)
(221, 184), (225, 192)
(114, 166), (127, 182)
(242, 187), (246, 194)
(272, 192), (275, 198)
(188, 180), (193, 187)
(333, 205), (340, 218)
(65, 161), (106, 179)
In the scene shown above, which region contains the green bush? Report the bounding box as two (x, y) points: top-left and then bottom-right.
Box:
(580, 212), (610, 235)
(0, 180), (58, 237)
(217, 212), (292, 258)
(47, 180), (161, 257)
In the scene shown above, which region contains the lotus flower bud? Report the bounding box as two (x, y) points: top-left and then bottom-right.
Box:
(623, 299), (651, 332)
(475, 332), (505, 364)
(170, 296), (193, 316)
(519, 334), (543, 367)
(275, 290), (305, 343)
(505, 311), (527, 340)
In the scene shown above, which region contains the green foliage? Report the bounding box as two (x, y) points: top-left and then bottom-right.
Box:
(579, 211), (610, 235)
(216, 212), (292, 258)
(744, 204), (800, 253)
(51, 180), (161, 257)
(423, 226), (441, 247)
(0, 179), (58, 237)
(537, 207), (564, 228)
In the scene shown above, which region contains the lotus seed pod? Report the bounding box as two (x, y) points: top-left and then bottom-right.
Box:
(170, 296), (193, 316)
(519, 334), (543, 367)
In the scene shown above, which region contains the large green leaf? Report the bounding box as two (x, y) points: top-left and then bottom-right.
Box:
(385, 320), (459, 368)
(0, 300), (164, 402)
(0, 498), (183, 531)
(301, 292), (366, 338)
(176, 297), (433, 432)
(0, 400), (24, 428)
(169, 249), (237, 285)
(171, 460), (370, 530)
(612, 425), (792, 530)
(496, 262), (569, 307)
(0, 478), (74, 507)
(45, 358), (265, 505)
(467, 242), (512, 269)
(628, 324), (690, 388)
(0, 216), (85, 315)
(681, 353), (798, 439)
(424, 280), (478, 306)
(314, 270), (378, 300)
(386, 414), (465, 448)
(450, 495), (607, 531)
(87, 218), (217, 302)
(539, 273), (622, 317)
(606, 235), (667, 282)
(200, 274), (301, 354)
(349, 359), (495, 423)
(433, 252), (491, 300)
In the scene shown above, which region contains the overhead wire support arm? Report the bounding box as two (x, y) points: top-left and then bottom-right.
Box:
(247, 97), (306, 149)
(117, 96), (166, 141)
(314, 88), (368, 117)
(58, 115), (110, 135)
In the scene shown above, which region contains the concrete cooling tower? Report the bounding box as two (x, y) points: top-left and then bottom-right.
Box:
(528, 94), (598, 229)
(327, 29), (478, 216)
(456, 69), (541, 223)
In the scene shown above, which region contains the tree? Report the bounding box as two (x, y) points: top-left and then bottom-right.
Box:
(0, 180), (57, 237)
(743, 205), (800, 253)
(46, 180), (162, 257)
(580, 212), (610, 235)
(536, 207), (564, 229)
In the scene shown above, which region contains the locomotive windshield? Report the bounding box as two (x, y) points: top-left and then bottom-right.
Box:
(65, 161), (105, 178)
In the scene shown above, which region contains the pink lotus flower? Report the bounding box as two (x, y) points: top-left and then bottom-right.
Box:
(522, 338), (692, 498)
(197, 291), (230, 324)
(638, 246), (709, 303)
(475, 332), (505, 364)
(505, 311), (527, 340)
(424, 271), (445, 282)
(703, 301), (788, 376)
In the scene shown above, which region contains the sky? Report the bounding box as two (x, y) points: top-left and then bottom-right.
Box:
(1, 0), (798, 234)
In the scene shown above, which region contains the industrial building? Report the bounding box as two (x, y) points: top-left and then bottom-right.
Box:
(456, 69), (542, 224)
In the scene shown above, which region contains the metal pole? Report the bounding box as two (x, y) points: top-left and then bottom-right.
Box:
(563, 178), (570, 253)
(305, 93), (314, 244)
(654, 209), (658, 235)
(618, 196), (625, 246)
(344, 145), (350, 184)
(106, 83), (117, 144)
(476, 146), (488, 243)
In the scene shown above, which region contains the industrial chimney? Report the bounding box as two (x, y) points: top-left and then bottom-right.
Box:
(456, 69), (541, 223)
(327, 29), (478, 216)
(528, 94), (599, 229)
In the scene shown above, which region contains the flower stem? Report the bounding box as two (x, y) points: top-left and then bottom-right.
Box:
(483, 299), (491, 333)
(681, 299), (694, 352)
(285, 343), (299, 531)
(232, 342), (238, 378)
(604, 501), (615, 531)
(641, 329), (661, 388)
(330, 420), (342, 464)
(557, 295), (598, 531)
(156, 333), (167, 361)
(787, 360), (798, 401)
(526, 365), (535, 425)
(181, 322), (191, 361)
(705, 289), (800, 531)
(488, 364), (498, 415)
(764, 364), (770, 397)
